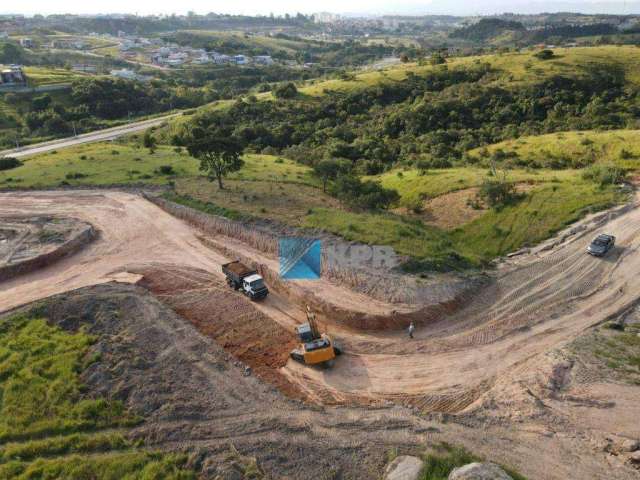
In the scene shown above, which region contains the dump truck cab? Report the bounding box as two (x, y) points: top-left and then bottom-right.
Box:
(241, 273), (269, 300)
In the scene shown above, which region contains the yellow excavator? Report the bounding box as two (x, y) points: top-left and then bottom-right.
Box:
(290, 306), (341, 366)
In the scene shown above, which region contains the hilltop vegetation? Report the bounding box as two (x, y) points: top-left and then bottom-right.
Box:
(173, 46), (640, 174)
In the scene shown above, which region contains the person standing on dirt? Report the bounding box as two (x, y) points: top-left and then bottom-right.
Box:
(408, 322), (415, 339)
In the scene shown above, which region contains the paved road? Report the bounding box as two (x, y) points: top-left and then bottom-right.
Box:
(0, 114), (180, 159)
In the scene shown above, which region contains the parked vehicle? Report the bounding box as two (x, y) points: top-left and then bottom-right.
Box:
(222, 261), (269, 300)
(587, 234), (616, 257)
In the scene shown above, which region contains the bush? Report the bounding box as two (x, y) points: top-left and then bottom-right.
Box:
(158, 165), (175, 175)
(0, 157), (22, 171)
(478, 179), (518, 207)
(582, 164), (626, 186)
(273, 82), (298, 99)
(65, 172), (88, 180)
(330, 175), (399, 210)
(416, 157), (452, 170)
(534, 49), (555, 60)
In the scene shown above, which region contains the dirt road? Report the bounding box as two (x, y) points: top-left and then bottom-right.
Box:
(1, 190), (639, 412)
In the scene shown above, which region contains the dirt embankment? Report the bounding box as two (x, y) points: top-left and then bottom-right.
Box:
(0, 216), (96, 282)
(134, 264), (306, 401)
(146, 193), (480, 309)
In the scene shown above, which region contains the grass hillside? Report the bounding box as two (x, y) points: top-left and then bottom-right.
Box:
(299, 45), (640, 96)
(22, 67), (89, 86)
(0, 311), (195, 479)
(469, 129), (640, 170)
(0, 145), (314, 189)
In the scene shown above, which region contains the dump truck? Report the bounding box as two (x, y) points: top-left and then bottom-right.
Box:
(290, 306), (341, 366)
(222, 261), (269, 301)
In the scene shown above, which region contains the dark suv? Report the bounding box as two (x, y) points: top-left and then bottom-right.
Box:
(587, 234), (615, 257)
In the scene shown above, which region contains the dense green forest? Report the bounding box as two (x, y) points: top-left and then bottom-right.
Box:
(174, 61), (636, 174)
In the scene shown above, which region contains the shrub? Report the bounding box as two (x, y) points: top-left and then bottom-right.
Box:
(416, 157), (452, 170)
(330, 175), (399, 210)
(0, 157), (22, 171)
(582, 164), (626, 186)
(65, 172), (88, 180)
(534, 49), (555, 60)
(158, 165), (174, 175)
(478, 179), (518, 207)
(274, 82), (298, 99)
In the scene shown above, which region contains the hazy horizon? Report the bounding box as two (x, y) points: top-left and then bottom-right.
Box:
(2, 0), (640, 17)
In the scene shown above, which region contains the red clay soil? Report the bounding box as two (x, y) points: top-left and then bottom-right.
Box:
(135, 264), (306, 400)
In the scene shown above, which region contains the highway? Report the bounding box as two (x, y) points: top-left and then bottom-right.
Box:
(0, 113), (181, 158)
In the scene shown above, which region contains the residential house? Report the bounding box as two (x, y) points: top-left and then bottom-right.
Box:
(0, 65), (27, 85)
(254, 55), (274, 65)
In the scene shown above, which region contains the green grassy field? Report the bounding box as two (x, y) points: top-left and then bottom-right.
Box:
(22, 67), (89, 86)
(469, 129), (640, 170)
(0, 312), (195, 479)
(0, 145), (316, 189)
(370, 167), (578, 208)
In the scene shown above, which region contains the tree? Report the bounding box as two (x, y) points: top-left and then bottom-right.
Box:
(313, 158), (350, 192)
(0, 42), (25, 64)
(185, 127), (245, 189)
(274, 82), (298, 99)
(534, 49), (555, 60)
(143, 131), (157, 154)
(430, 52), (447, 65)
(32, 94), (52, 112)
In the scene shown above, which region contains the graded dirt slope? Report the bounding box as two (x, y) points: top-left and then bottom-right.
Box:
(1, 190), (639, 414)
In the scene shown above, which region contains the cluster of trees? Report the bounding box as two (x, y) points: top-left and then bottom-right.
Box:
(3, 77), (211, 142)
(450, 18), (526, 41)
(0, 42), (25, 64)
(177, 62), (636, 178)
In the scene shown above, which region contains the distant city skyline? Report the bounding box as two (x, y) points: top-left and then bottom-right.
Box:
(3, 0), (640, 16)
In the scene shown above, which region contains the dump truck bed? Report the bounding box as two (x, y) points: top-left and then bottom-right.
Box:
(222, 261), (256, 281)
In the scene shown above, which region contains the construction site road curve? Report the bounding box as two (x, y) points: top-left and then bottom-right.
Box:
(1, 190), (639, 409)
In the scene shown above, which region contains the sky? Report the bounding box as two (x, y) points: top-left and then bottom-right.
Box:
(3, 0), (640, 16)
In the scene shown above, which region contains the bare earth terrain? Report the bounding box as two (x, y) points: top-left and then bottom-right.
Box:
(1, 189), (640, 478)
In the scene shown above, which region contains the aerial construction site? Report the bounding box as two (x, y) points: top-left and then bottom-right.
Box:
(1, 188), (639, 479)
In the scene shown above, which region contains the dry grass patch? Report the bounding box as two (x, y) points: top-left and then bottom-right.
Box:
(174, 177), (343, 226)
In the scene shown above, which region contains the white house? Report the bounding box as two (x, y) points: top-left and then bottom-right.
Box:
(213, 54), (231, 64)
(234, 55), (248, 65)
(254, 55), (274, 65)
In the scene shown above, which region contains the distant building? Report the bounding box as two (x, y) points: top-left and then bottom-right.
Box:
(234, 55), (248, 65)
(193, 54), (211, 64)
(0, 32), (8, 39)
(0, 65), (27, 85)
(19, 38), (33, 48)
(314, 12), (340, 23)
(254, 55), (274, 65)
(213, 54), (231, 64)
(110, 68), (150, 82)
